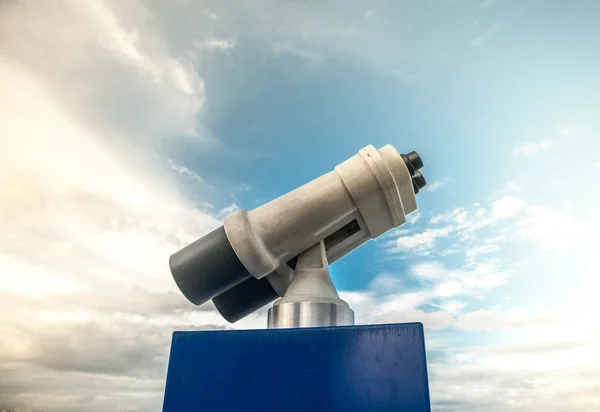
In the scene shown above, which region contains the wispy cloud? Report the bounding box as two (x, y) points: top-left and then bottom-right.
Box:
(342, 258), (510, 330)
(425, 179), (444, 192)
(168, 159), (204, 184)
(558, 126), (578, 136)
(471, 21), (503, 47)
(216, 203), (240, 219)
(342, 263), (600, 410)
(504, 180), (523, 192)
(0, 0), (209, 142)
(194, 37), (237, 50)
(407, 210), (421, 225)
(517, 206), (589, 253)
(389, 191), (523, 265)
(491, 194), (525, 219)
(393, 226), (454, 254)
(513, 139), (553, 156)
(0, 1), (232, 410)
(74, 0), (204, 102)
(272, 42), (326, 66)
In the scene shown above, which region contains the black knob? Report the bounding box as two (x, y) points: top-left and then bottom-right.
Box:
(413, 171), (426, 189)
(406, 151), (424, 171)
(401, 151), (424, 176)
(412, 171), (426, 194)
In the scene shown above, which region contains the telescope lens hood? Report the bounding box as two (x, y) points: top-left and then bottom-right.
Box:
(169, 226), (252, 306)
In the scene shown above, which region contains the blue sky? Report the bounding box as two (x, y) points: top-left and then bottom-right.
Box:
(1, 0), (599, 411)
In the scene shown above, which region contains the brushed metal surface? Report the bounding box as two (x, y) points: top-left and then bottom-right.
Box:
(267, 301), (354, 328)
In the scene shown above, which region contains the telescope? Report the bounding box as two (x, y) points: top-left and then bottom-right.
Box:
(163, 144), (432, 411)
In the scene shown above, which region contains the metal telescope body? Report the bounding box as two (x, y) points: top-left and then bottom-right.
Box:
(163, 144), (432, 412)
(169, 144), (425, 326)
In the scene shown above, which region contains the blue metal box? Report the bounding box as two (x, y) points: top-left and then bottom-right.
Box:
(163, 322), (431, 411)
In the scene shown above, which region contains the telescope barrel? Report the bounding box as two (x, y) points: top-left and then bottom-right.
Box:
(169, 144), (425, 322)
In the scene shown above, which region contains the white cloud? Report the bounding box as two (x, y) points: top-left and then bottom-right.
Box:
(465, 244), (500, 263)
(455, 307), (556, 331)
(513, 139), (553, 156)
(365, 10), (373, 18)
(195, 37), (237, 50)
(0, 2), (238, 410)
(491, 195), (525, 219)
(425, 180), (443, 191)
(168, 159), (204, 184)
(407, 210), (421, 224)
(0, 60), (219, 295)
(394, 226), (454, 253)
(343, 272), (600, 411)
(342, 261), (508, 330)
(338, 267), (583, 394)
(558, 126), (578, 136)
(0, 59), (229, 410)
(0, 0), (209, 142)
(216, 203), (240, 219)
(424, 179), (445, 192)
(516, 206), (590, 253)
(435, 300), (468, 314)
(419, 260), (509, 296)
(505, 180), (523, 192)
(429, 329), (600, 411)
(272, 42), (326, 66)
(72, 0), (205, 105)
(429, 214), (443, 224)
(369, 272), (402, 293)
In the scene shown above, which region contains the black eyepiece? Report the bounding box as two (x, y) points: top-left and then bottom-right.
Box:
(401, 150), (424, 176)
(411, 171), (426, 194)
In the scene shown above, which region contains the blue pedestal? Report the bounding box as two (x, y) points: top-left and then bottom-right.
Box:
(163, 323), (431, 412)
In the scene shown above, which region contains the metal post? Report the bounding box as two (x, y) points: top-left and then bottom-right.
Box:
(267, 241), (354, 328)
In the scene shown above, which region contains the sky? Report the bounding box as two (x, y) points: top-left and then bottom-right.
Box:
(1, 0), (600, 410)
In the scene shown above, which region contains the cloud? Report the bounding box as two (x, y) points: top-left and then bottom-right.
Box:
(465, 244), (500, 264)
(407, 210), (421, 224)
(73, 0), (202, 98)
(194, 37), (237, 50)
(272, 42), (327, 66)
(429, 335), (600, 411)
(168, 159), (205, 184)
(216, 203), (240, 219)
(393, 226), (454, 253)
(471, 21), (503, 47)
(413, 260), (509, 296)
(0, 1), (241, 411)
(513, 139), (554, 156)
(491, 195), (525, 219)
(434, 300), (468, 314)
(424, 179), (445, 192)
(504, 180), (523, 192)
(368, 272), (402, 293)
(558, 126), (578, 136)
(0, 0), (209, 142)
(516, 206), (589, 253)
(345, 260), (509, 328)
(344, 270), (600, 411)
